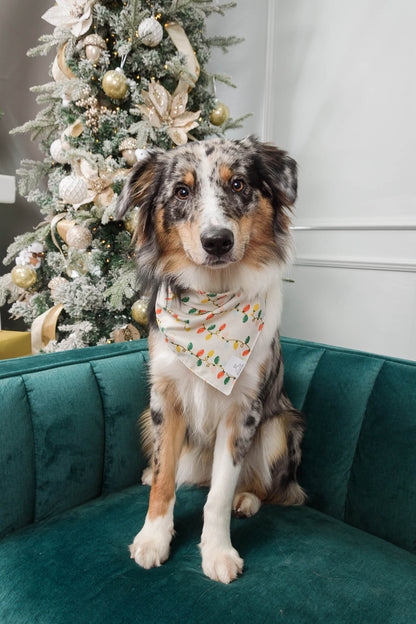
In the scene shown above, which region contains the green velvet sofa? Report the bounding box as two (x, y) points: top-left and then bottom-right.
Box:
(1, 337), (415, 623)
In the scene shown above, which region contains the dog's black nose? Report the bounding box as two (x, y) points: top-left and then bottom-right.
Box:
(201, 228), (234, 257)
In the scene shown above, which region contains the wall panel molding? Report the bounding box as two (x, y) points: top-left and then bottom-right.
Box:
(261, 0), (277, 141)
(291, 220), (416, 231)
(294, 257), (416, 273)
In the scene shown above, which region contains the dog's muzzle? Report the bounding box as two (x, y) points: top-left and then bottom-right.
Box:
(200, 228), (234, 258)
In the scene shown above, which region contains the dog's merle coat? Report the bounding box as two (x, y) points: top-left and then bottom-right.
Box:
(116, 136), (305, 584)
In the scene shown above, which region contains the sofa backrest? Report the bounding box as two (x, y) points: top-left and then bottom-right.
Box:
(281, 337), (416, 555)
(0, 341), (150, 539)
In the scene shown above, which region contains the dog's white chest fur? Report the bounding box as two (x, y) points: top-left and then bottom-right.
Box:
(150, 278), (283, 443)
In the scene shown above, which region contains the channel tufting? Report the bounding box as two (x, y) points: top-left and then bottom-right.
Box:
(1, 338), (416, 624)
(0, 341), (150, 538)
(1, 338), (415, 555)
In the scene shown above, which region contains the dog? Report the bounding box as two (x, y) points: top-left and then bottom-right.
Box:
(116, 136), (305, 584)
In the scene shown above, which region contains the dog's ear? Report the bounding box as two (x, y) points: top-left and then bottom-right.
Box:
(242, 136), (298, 209)
(115, 149), (161, 242)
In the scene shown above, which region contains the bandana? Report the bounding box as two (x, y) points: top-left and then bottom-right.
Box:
(155, 285), (266, 395)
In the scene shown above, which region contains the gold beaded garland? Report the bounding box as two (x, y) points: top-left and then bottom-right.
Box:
(11, 265), (37, 289)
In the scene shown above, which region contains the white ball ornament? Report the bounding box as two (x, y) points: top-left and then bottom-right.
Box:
(138, 17), (163, 47)
(59, 175), (88, 205)
(66, 225), (93, 250)
(135, 148), (148, 163)
(50, 138), (68, 164)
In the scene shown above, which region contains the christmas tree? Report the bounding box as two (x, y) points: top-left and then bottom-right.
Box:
(0, 0), (247, 352)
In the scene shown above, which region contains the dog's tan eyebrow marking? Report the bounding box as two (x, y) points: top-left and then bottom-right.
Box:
(182, 171), (195, 188)
(219, 165), (233, 183)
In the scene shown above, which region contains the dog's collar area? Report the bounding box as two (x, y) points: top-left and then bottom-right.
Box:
(155, 286), (266, 395)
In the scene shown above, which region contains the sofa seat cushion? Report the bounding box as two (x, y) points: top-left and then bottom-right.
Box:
(1, 486), (415, 624)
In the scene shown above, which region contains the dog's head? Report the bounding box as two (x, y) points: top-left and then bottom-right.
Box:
(116, 136), (297, 293)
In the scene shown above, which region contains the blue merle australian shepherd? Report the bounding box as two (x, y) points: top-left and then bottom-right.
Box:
(116, 136), (305, 584)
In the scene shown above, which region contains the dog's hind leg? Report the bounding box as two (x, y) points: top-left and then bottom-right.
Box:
(231, 411), (305, 517)
(129, 382), (186, 569)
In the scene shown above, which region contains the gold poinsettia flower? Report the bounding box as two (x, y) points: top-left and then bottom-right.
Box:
(71, 158), (129, 208)
(137, 81), (200, 146)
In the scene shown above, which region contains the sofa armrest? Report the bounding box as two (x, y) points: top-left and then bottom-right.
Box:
(0, 340), (150, 538)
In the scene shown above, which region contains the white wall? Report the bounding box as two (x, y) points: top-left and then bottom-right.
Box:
(268, 0), (416, 360)
(207, 0), (269, 138)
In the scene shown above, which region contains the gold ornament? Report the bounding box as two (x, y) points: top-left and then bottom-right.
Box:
(66, 225), (93, 250)
(11, 265), (37, 289)
(138, 17), (164, 47)
(131, 298), (148, 325)
(124, 208), (139, 234)
(119, 137), (138, 166)
(83, 34), (106, 61)
(113, 323), (141, 343)
(209, 101), (230, 126)
(102, 68), (128, 99)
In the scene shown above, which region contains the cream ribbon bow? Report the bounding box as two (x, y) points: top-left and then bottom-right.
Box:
(155, 286), (266, 396)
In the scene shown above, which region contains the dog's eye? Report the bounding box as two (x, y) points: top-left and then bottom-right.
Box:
(231, 178), (245, 193)
(175, 186), (189, 200)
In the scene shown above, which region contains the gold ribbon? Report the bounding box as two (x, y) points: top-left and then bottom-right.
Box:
(165, 21), (200, 95)
(50, 213), (70, 259)
(31, 303), (64, 354)
(52, 43), (76, 82)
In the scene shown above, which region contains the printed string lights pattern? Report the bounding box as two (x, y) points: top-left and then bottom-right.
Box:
(155, 288), (265, 395)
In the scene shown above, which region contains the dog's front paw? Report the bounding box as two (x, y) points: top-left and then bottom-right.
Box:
(129, 527), (171, 569)
(200, 543), (244, 584)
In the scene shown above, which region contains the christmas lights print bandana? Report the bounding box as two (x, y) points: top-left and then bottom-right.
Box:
(156, 286), (266, 395)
